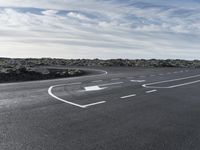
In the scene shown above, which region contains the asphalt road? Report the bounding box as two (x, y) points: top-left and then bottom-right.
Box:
(1, 67), (200, 150)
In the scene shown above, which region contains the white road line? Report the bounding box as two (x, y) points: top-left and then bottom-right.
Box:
(48, 86), (85, 108)
(121, 94), (136, 99)
(92, 80), (102, 83)
(98, 82), (124, 87)
(131, 80), (146, 83)
(82, 101), (106, 108)
(168, 80), (200, 88)
(146, 90), (157, 93)
(150, 75), (156, 77)
(143, 74), (200, 89)
(167, 72), (171, 75)
(159, 74), (164, 76)
(144, 80), (200, 89)
(48, 83), (106, 108)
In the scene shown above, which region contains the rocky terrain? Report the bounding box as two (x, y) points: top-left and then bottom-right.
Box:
(0, 64), (84, 83)
(1, 58), (200, 68)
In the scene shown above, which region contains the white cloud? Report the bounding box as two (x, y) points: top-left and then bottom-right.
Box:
(0, 0), (200, 59)
(67, 12), (91, 21)
(42, 9), (58, 16)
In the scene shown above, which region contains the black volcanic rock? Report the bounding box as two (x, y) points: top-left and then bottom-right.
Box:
(1, 58), (200, 68)
(0, 66), (84, 83)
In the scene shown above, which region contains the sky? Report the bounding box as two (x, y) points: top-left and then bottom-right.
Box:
(0, 0), (200, 59)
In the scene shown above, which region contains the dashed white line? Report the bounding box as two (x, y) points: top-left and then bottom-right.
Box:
(131, 80), (146, 83)
(150, 75), (156, 77)
(121, 94), (136, 99)
(92, 80), (103, 83)
(159, 74), (164, 76)
(146, 90), (157, 93)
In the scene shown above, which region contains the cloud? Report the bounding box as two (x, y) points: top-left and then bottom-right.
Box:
(0, 0), (200, 59)
(42, 9), (58, 16)
(67, 12), (91, 21)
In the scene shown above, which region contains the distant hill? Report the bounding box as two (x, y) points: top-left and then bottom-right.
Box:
(0, 58), (200, 68)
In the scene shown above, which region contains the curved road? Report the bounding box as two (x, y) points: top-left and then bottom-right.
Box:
(1, 67), (200, 150)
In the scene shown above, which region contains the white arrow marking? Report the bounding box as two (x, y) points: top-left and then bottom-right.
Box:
(84, 86), (107, 91)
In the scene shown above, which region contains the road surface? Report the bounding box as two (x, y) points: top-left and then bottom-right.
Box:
(1, 67), (200, 150)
